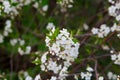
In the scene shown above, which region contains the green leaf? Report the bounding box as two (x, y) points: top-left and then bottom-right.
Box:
(41, 0), (49, 6)
(32, 58), (41, 65)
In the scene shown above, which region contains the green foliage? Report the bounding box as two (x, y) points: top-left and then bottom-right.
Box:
(0, 0), (120, 80)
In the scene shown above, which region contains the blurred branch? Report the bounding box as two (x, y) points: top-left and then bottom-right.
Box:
(94, 59), (99, 80)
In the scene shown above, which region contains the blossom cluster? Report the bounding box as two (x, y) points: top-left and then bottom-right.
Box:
(36, 22), (119, 80)
(10, 38), (31, 55)
(24, 71), (33, 80)
(0, 20), (12, 43)
(18, 71), (42, 80)
(0, 19), (31, 55)
(57, 0), (74, 12)
(0, 0), (40, 18)
(80, 66), (103, 80)
(88, 1), (120, 78)
(107, 71), (118, 80)
(92, 0), (120, 38)
(91, 24), (110, 38)
(108, 0), (120, 21)
(40, 23), (80, 80)
(80, 66), (94, 80)
(91, 23), (120, 38)
(0, 0), (36, 55)
(0, 0), (120, 79)
(91, 24), (120, 65)
(111, 23), (120, 38)
(110, 50), (120, 65)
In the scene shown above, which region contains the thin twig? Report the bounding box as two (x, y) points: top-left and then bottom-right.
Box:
(94, 59), (99, 80)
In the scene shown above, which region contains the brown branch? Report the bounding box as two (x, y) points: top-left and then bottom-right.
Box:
(94, 59), (99, 80)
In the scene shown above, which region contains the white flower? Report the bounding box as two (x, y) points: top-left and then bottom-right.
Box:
(107, 72), (118, 80)
(18, 46), (31, 55)
(3, 1), (11, 14)
(42, 5), (48, 11)
(18, 47), (24, 55)
(110, 50), (114, 53)
(116, 3), (120, 8)
(113, 74), (117, 80)
(3, 31), (9, 36)
(108, 0), (115, 4)
(45, 37), (50, 43)
(100, 24), (110, 37)
(24, 71), (29, 77)
(111, 52), (120, 65)
(19, 39), (25, 46)
(86, 66), (94, 72)
(40, 64), (45, 71)
(74, 75), (78, 80)
(24, 0), (31, 5)
(51, 43), (60, 53)
(45, 37), (51, 46)
(33, 2), (39, 9)
(85, 72), (92, 80)
(25, 76), (33, 80)
(116, 15), (120, 21)
(23, 72), (33, 80)
(107, 72), (113, 79)
(81, 72), (92, 80)
(46, 59), (62, 74)
(91, 28), (98, 34)
(83, 23), (89, 30)
(3, 20), (12, 36)
(108, 1), (120, 21)
(25, 46), (31, 54)
(50, 76), (57, 80)
(68, 4), (73, 8)
(111, 54), (117, 60)
(108, 6), (116, 16)
(102, 45), (110, 50)
(10, 39), (18, 46)
(98, 33), (104, 38)
(58, 0), (74, 10)
(112, 56), (120, 65)
(5, 20), (11, 28)
(60, 28), (70, 37)
(114, 59), (120, 65)
(46, 23), (55, 30)
(117, 75), (120, 80)
(59, 66), (68, 77)
(98, 76), (104, 80)
(117, 33), (120, 37)
(92, 24), (110, 38)
(111, 23), (117, 32)
(41, 52), (48, 63)
(34, 74), (42, 80)
(81, 72), (86, 79)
